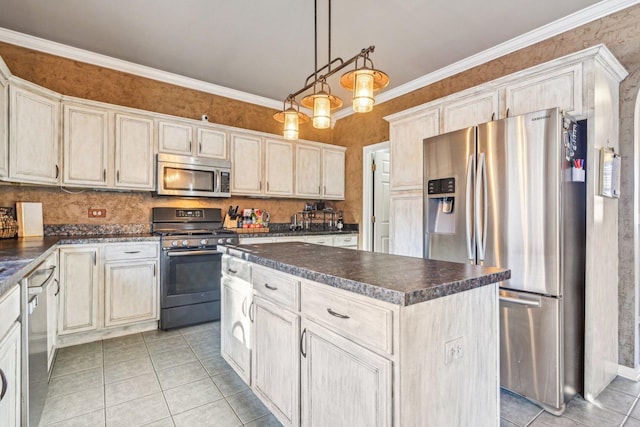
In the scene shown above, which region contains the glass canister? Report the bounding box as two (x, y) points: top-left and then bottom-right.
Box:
(0, 207), (18, 239)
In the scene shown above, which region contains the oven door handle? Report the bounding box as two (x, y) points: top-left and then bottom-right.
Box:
(166, 250), (223, 257)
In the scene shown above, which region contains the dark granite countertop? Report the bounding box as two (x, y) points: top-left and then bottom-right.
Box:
(0, 234), (160, 298)
(221, 242), (510, 306)
(237, 230), (358, 238)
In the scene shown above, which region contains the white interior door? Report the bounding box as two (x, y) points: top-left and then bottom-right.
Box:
(373, 150), (391, 253)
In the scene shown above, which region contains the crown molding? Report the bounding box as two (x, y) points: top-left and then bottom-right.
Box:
(0, 0), (637, 121)
(333, 0), (640, 121)
(0, 27), (282, 111)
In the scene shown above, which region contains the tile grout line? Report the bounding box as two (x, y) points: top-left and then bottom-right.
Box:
(619, 393), (640, 427)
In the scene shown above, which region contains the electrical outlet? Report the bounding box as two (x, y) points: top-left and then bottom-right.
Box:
(445, 337), (464, 365)
(88, 208), (106, 218)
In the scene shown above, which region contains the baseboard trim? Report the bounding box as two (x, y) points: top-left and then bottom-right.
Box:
(618, 364), (640, 381)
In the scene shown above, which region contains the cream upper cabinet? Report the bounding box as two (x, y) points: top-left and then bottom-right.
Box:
(301, 319), (392, 427)
(9, 84), (60, 185)
(389, 192), (424, 258)
(158, 119), (227, 159)
(0, 76), (8, 178)
(197, 127), (227, 159)
(265, 138), (294, 196)
(58, 246), (100, 335)
(442, 90), (499, 133)
(295, 144), (322, 198)
(503, 63), (583, 118)
(114, 113), (155, 190)
(231, 133), (263, 195)
(158, 120), (193, 155)
(63, 103), (110, 187)
(388, 107), (440, 191)
(322, 147), (345, 200)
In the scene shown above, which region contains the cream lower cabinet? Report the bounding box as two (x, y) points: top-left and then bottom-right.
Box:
(58, 242), (159, 346)
(221, 255), (252, 384)
(58, 246), (100, 335)
(301, 319), (392, 427)
(0, 286), (20, 427)
(104, 261), (158, 328)
(44, 251), (60, 372)
(252, 294), (300, 427)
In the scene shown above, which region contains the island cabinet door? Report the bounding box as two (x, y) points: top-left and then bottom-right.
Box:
(221, 276), (251, 384)
(251, 295), (300, 427)
(300, 319), (392, 427)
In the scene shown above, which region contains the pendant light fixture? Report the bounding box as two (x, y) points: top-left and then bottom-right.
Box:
(273, 0), (388, 138)
(340, 54), (389, 113)
(301, 78), (343, 129)
(273, 96), (309, 140)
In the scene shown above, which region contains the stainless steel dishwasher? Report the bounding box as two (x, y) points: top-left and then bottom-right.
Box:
(21, 261), (56, 427)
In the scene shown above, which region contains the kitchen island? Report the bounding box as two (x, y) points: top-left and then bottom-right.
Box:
(220, 242), (510, 427)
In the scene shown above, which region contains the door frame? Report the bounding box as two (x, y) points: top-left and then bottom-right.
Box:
(362, 141), (389, 252)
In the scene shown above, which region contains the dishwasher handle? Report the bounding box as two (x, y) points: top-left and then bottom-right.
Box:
(27, 265), (56, 293)
(499, 295), (542, 308)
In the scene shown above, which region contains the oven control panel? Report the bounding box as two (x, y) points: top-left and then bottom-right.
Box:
(176, 209), (204, 218)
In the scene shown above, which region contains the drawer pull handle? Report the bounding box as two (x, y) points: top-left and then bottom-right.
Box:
(124, 251), (141, 254)
(300, 328), (307, 358)
(241, 296), (247, 317)
(228, 268), (238, 274)
(249, 302), (255, 323)
(327, 308), (350, 319)
(0, 367), (7, 402)
(264, 283), (278, 291)
(54, 279), (60, 297)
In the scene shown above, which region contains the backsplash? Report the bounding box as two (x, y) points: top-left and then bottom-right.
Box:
(44, 223), (151, 236)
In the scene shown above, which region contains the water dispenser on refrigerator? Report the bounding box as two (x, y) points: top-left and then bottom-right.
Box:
(426, 177), (456, 234)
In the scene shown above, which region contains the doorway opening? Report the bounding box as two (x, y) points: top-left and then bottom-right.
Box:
(362, 142), (390, 253)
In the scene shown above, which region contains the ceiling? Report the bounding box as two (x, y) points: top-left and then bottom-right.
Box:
(0, 0), (624, 115)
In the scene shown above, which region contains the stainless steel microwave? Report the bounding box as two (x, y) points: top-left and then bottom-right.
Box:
(156, 153), (231, 198)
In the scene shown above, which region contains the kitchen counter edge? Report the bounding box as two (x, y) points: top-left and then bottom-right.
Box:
(220, 243), (510, 306)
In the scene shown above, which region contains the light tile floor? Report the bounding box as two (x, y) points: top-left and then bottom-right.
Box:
(501, 376), (640, 427)
(41, 320), (640, 427)
(39, 321), (283, 427)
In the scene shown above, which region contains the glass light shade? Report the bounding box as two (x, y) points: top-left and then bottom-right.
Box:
(352, 69), (375, 113)
(313, 94), (331, 129)
(283, 109), (299, 140)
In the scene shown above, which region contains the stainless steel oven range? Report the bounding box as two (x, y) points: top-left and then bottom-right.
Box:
(152, 207), (238, 330)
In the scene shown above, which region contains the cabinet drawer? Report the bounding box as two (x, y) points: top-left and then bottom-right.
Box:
(305, 235), (333, 246)
(103, 243), (158, 261)
(333, 235), (357, 247)
(301, 282), (394, 355)
(222, 255), (251, 282)
(0, 286), (20, 340)
(252, 265), (299, 311)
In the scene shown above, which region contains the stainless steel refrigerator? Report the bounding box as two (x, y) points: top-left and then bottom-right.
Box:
(423, 107), (585, 414)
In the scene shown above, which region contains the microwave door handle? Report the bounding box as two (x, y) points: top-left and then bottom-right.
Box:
(215, 170), (221, 193)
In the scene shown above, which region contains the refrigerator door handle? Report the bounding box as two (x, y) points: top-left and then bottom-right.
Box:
(475, 153), (488, 261)
(465, 154), (475, 262)
(499, 295), (542, 308)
